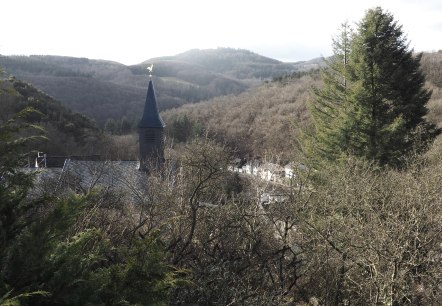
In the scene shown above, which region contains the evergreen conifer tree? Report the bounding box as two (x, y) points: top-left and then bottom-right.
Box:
(304, 22), (353, 166)
(306, 7), (440, 168)
(0, 106), (179, 305)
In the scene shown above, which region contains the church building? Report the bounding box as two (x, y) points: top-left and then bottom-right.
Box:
(29, 68), (166, 195)
(138, 74), (166, 171)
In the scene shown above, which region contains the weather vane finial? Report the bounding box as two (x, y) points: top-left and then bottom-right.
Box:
(147, 64), (153, 79)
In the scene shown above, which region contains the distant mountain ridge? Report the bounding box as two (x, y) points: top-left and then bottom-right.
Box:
(0, 48), (321, 125)
(147, 48), (293, 81)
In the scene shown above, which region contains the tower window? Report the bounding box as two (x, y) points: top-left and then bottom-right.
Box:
(144, 130), (155, 143)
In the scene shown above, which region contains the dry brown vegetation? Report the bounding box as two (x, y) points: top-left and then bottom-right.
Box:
(4, 48), (442, 305)
(162, 52), (442, 165)
(60, 137), (442, 305)
(423, 52), (442, 127)
(163, 73), (320, 163)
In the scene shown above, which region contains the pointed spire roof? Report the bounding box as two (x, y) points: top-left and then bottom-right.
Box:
(139, 79), (165, 128)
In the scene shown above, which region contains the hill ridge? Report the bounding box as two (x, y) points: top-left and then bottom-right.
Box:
(0, 48), (322, 125)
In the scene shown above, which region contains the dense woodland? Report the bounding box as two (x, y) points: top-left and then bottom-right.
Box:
(0, 49), (319, 126)
(162, 51), (442, 164)
(1, 7), (442, 305)
(0, 76), (102, 157)
(163, 71), (317, 163)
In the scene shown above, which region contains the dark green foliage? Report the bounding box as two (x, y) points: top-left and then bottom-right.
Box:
(119, 116), (132, 135)
(306, 8), (440, 168)
(347, 8), (439, 166)
(0, 109), (50, 305)
(166, 115), (204, 143)
(103, 117), (139, 135)
(11, 79), (98, 142)
(303, 22), (354, 167)
(0, 77), (104, 156)
(2, 195), (89, 304)
(103, 118), (118, 135)
(272, 69), (317, 84)
(0, 108), (179, 306)
(0, 108), (46, 254)
(3, 194), (177, 306)
(87, 236), (179, 306)
(169, 115), (193, 142)
(223, 172), (243, 197)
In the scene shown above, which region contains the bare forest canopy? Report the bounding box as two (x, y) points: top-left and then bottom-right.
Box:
(1, 49), (441, 163)
(0, 48), (322, 126)
(163, 51), (442, 163)
(163, 71), (318, 163)
(2, 10), (442, 301)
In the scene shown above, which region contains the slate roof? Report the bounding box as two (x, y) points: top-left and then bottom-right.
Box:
(34, 155), (101, 168)
(138, 80), (165, 128)
(59, 160), (146, 196)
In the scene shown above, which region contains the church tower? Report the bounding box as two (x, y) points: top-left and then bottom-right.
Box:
(138, 67), (165, 171)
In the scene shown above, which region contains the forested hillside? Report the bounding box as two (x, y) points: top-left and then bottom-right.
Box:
(0, 49), (319, 126)
(0, 74), (104, 156)
(163, 71), (318, 162)
(162, 51), (442, 163)
(147, 48), (320, 80)
(2, 6), (442, 303)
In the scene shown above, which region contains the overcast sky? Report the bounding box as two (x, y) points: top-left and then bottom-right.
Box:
(1, 0), (441, 65)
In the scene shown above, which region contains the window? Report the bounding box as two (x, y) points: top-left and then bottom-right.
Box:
(144, 130), (155, 143)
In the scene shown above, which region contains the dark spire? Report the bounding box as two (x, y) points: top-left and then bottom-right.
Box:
(138, 77), (165, 172)
(139, 80), (165, 128)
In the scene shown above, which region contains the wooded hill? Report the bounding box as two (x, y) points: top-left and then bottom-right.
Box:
(163, 51), (442, 163)
(0, 48), (321, 125)
(1, 49), (439, 163)
(163, 71), (317, 162)
(0, 74), (104, 157)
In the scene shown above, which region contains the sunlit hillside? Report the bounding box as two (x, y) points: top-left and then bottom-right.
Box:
(0, 49), (321, 126)
(162, 51), (442, 163)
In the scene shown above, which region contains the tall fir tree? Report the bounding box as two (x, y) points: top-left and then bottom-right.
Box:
(306, 7), (439, 168)
(303, 22), (354, 166)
